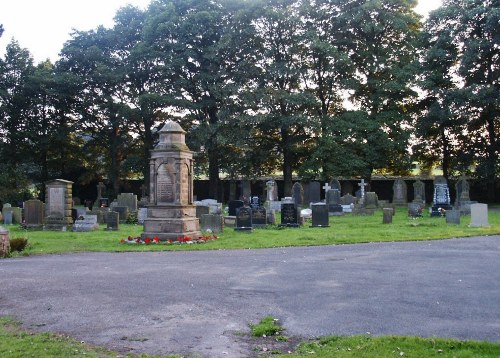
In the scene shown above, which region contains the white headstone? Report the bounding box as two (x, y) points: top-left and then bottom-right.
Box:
(469, 204), (489, 227)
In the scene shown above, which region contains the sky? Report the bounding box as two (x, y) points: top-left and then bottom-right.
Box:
(0, 0), (443, 64)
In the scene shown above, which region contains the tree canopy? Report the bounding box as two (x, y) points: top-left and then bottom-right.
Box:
(0, 0), (498, 202)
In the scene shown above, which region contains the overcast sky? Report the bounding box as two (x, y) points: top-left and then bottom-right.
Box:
(0, 0), (442, 64)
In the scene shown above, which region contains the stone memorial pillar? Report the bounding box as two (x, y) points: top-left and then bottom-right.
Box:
(44, 179), (74, 231)
(142, 121), (200, 241)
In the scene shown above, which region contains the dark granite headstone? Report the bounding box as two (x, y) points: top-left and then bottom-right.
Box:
(106, 211), (119, 231)
(235, 207), (253, 231)
(311, 203), (329, 227)
(326, 189), (343, 214)
(251, 207), (267, 227)
(228, 200), (244, 216)
(280, 202), (299, 227)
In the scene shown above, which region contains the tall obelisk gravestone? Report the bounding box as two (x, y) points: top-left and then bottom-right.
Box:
(142, 121), (200, 241)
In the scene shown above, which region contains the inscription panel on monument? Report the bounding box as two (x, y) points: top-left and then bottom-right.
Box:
(49, 188), (65, 216)
(157, 165), (175, 203)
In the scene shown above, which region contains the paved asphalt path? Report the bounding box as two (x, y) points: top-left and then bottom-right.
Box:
(1, 235), (499, 357)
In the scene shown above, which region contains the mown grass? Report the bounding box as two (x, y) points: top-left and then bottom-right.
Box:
(0, 317), (177, 358)
(4, 207), (500, 256)
(284, 335), (500, 357)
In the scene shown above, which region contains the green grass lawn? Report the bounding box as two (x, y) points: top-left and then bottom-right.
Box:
(4, 207), (500, 256)
(284, 335), (500, 358)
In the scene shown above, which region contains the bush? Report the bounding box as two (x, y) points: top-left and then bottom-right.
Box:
(9, 238), (28, 252)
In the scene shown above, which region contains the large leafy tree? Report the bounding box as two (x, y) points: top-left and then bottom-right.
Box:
(251, 0), (316, 195)
(144, 0), (259, 199)
(418, 0), (498, 200)
(341, 0), (421, 178)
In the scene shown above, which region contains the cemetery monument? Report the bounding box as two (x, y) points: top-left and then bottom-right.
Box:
(141, 121), (201, 241)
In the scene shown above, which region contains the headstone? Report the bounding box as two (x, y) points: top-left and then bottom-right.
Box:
(309, 181), (321, 204)
(392, 178), (407, 206)
(113, 206), (129, 224)
(117, 193), (138, 213)
(408, 202), (423, 218)
(250, 196), (261, 209)
(251, 207), (267, 227)
(329, 178), (342, 192)
(469, 204), (489, 227)
(235, 207), (253, 231)
(88, 209), (106, 224)
(292, 182), (304, 207)
(267, 210), (276, 225)
(265, 179), (278, 202)
(357, 179), (368, 202)
(105, 211), (119, 231)
(311, 203), (329, 227)
(364, 192), (378, 209)
(412, 179), (426, 205)
(11, 207), (22, 224)
(326, 189), (343, 215)
(431, 176), (452, 216)
(340, 194), (356, 205)
(268, 201), (282, 212)
(200, 214), (224, 233)
(44, 179), (73, 231)
(322, 183), (331, 197)
(455, 176), (476, 214)
(137, 208), (148, 224)
(280, 202), (299, 227)
(228, 200), (244, 216)
(3, 211), (13, 225)
(198, 199), (222, 214)
(445, 210), (461, 225)
(382, 208), (394, 224)
(455, 176), (470, 204)
(196, 205), (210, 218)
(73, 215), (99, 232)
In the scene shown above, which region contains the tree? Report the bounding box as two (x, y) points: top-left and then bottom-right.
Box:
(418, 0), (499, 200)
(340, 0), (421, 178)
(250, 0), (316, 195)
(144, 0), (260, 199)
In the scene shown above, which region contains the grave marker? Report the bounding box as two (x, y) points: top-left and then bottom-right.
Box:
(24, 200), (45, 228)
(311, 203), (329, 227)
(251, 207), (267, 227)
(469, 204), (489, 227)
(280, 202), (299, 227)
(235, 207), (253, 231)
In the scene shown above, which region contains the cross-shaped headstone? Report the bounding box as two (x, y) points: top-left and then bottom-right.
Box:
(97, 182), (106, 199)
(358, 179), (368, 199)
(322, 183), (331, 195)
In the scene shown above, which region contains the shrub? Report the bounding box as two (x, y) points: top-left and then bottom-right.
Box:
(9, 238), (28, 252)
